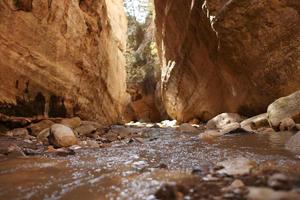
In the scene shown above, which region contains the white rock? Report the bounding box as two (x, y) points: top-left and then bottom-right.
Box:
(279, 118), (295, 131)
(241, 113), (269, 133)
(207, 113), (245, 130)
(217, 157), (257, 176)
(267, 90), (300, 128)
(49, 124), (78, 148)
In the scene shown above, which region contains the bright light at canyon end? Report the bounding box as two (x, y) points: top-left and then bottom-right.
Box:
(124, 0), (150, 23)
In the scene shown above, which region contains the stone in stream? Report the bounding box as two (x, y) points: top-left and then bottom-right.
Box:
(5, 128), (29, 138)
(267, 173), (291, 190)
(6, 144), (26, 158)
(219, 122), (245, 135)
(177, 123), (199, 133)
(206, 113), (245, 130)
(267, 91), (300, 129)
(37, 128), (50, 145)
(48, 124), (78, 148)
(75, 124), (97, 136)
(28, 120), (54, 136)
(240, 113), (270, 133)
(279, 118), (296, 131)
(285, 131), (300, 154)
(200, 122), (246, 140)
(199, 130), (224, 141)
(247, 187), (300, 200)
(60, 117), (81, 129)
(217, 157), (257, 176)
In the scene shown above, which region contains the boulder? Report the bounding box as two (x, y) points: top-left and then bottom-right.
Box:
(60, 117), (81, 129)
(207, 113), (244, 130)
(49, 124), (77, 148)
(268, 91), (300, 129)
(285, 132), (300, 154)
(28, 120), (54, 136)
(241, 113), (269, 133)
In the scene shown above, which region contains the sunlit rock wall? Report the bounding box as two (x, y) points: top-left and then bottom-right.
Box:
(0, 0), (129, 125)
(155, 0), (300, 122)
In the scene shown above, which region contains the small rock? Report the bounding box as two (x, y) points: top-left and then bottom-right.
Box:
(75, 124), (97, 136)
(6, 128), (29, 138)
(203, 174), (219, 181)
(86, 140), (100, 148)
(220, 122), (243, 134)
(46, 145), (56, 153)
(207, 113), (245, 129)
(28, 120), (54, 136)
(177, 123), (199, 133)
(200, 130), (224, 140)
(37, 128), (50, 145)
(285, 131), (300, 154)
(241, 113), (269, 133)
(79, 140), (88, 147)
(49, 124), (78, 148)
(7, 144), (26, 157)
(69, 145), (82, 150)
(217, 157), (257, 176)
(267, 173), (290, 190)
(23, 139), (32, 144)
(279, 118), (296, 131)
(134, 137), (144, 143)
(55, 148), (75, 156)
(247, 187), (300, 200)
(188, 118), (200, 125)
(160, 120), (177, 127)
(230, 179), (245, 189)
(60, 117), (81, 129)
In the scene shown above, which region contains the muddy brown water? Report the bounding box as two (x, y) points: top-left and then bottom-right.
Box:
(0, 127), (299, 200)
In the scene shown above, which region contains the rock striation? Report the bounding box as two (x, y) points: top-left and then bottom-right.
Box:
(154, 0), (300, 122)
(0, 0), (128, 125)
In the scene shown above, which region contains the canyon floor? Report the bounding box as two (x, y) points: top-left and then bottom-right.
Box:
(1, 121), (300, 200)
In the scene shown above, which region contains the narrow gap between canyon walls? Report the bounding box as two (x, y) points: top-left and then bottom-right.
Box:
(0, 0), (300, 199)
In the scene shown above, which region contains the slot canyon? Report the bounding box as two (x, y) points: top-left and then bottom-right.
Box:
(0, 0), (300, 199)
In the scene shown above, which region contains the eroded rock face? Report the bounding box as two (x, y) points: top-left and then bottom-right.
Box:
(154, 0), (300, 122)
(0, 0), (128, 125)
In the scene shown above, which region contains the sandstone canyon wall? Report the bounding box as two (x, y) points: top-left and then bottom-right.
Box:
(0, 0), (128, 125)
(155, 0), (300, 122)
